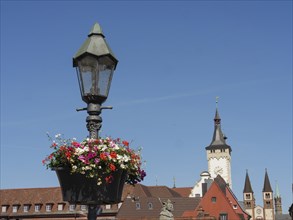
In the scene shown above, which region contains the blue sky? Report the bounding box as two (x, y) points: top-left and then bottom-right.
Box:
(1, 0), (292, 210)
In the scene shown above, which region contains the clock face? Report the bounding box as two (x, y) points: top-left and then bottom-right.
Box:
(214, 166), (223, 175)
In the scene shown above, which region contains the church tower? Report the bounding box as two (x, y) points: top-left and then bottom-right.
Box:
(274, 181), (282, 215)
(263, 169), (275, 220)
(205, 107), (232, 188)
(243, 170), (256, 220)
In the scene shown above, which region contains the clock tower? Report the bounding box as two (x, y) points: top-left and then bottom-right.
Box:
(205, 108), (232, 188)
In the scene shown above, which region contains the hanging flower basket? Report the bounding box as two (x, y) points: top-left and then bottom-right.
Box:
(43, 134), (146, 204)
(53, 167), (128, 204)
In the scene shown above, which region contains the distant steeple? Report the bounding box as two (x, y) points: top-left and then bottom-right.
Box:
(275, 181), (280, 198)
(274, 181), (283, 214)
(243, 170), (254, 193)
(173, 176), (176, 188)
(205, 107), (231, 153)
(263, 169), (273, 192)
(262, 169), (274, 219)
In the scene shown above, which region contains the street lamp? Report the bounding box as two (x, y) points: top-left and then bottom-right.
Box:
(73, 22), (118, 139)
(73, 22), (118, 220)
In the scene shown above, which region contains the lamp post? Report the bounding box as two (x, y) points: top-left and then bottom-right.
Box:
(73, 22), (118, 139)
(73, 22), (118, 220)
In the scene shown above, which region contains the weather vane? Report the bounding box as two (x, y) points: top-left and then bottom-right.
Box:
(173, 176), (176, 188)
(216, 96), (219, 108)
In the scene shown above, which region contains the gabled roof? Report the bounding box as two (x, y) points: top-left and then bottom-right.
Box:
(182, 177), (250, 220)
(263, 169), (273, 192)
(214, 175), (227, 195)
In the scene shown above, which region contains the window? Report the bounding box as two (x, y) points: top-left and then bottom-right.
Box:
(35, 204), (41, 212)
(148, 202), (153, 210)
(81, 205), (87, 211)
(265, 201), (271, 208)
(245, 193), (251, 199)
(12, 205), (19, 213)
(1, 205), (8, 213)
(265, 193), (270, 199)
(135, 202), (141, 210)
(69, 204), (76, 211)
(233, 205), (237, 209)
(211, 197), (216, 203)
(105, 204), (111, 210)
(220, 213), (228, 220)
(46, 204), (52, 212)
(57, 203), (64, 211)
(23, 205), (30, 212)
(246, 201), (251, 208)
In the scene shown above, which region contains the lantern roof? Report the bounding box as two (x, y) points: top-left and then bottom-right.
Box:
(73, 23), (118, 68)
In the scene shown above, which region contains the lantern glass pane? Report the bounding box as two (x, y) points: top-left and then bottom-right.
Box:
(77, 56), (99, 97)
(76, 55), (115, 103)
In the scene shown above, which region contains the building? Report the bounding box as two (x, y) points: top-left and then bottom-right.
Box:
(1, 106), (290, 220)
(205, 108), (232, 188)
(183, 175), (250, 220)
(190, 107), (232, 198)
(0, 184), (200, 220)
(243, 170), (290, 220)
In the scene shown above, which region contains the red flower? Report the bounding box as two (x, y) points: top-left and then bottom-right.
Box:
(110, 152), (117, 159)
(109, 164), (116, 171)
(65, 151), (71, 160)
(122, 140), (129, 147)
(105, 175), (113, 183)
(100, 153), (107, 160)
(72, 141), (80, 147)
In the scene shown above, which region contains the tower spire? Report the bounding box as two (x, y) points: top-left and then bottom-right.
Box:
(206, 103), (231, 152)
(263, 168), (273, 192)
(243, 170), (254, 193)
(275, 181), (280, 198)
(274, 181), (283, 214)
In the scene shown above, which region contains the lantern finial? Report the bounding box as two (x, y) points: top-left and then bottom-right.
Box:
(88, 23), (104, 37)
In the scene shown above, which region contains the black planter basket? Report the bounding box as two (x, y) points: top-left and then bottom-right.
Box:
(53, 167), (127, 205)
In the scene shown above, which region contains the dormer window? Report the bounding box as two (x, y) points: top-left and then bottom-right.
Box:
(58, 203), (64, 211)
(23, 204), (31, 212)
(12, 205), (19, 213)
(69, 204), (76, 211)
(35, 204), (41, 212)
(46, 204), (52, 212)
(81, 205), (87, 211)
(1, 205), (8, 213)
(135, 202), (141, 210)
(148, 202), (153, 210)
